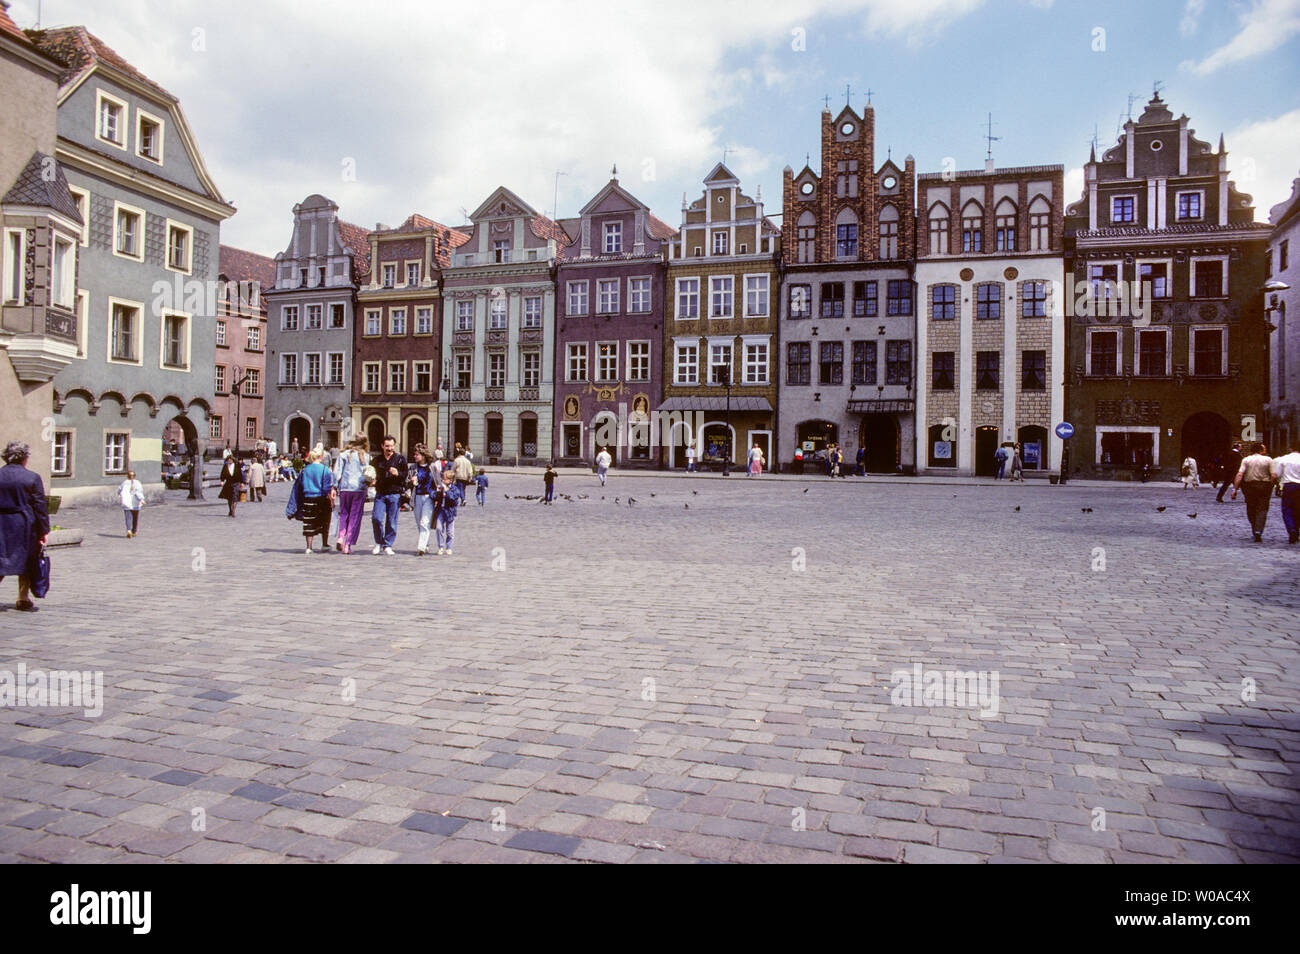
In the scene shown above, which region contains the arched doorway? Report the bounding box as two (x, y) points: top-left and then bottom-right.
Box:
(485, 413), (503, 459)
(1017, 425), (1049, 471)
(859, 414), (898, 472)
(974, 426), (999, 476)
(1181, 411), (1231, 472)
(404, 416), (425, 456)
(701, 422), (734, 467)
(668, 419), (692, 468)
(519, 412), (538, 460)
(163, 411), (200, 493)
(452, 413), (469, 451)
(591, 412), (618, 463)
(287, 415), (311, 457)
(365, 417), (386, 454)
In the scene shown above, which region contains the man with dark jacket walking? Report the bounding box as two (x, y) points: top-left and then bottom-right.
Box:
(370, 436), (408, 555)
(1216, 442), (1242, 502)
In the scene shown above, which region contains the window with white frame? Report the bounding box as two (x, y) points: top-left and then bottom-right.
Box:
(69, 186), (89, 245)
(109, 301), (141, 363)
(710, 276), (733, 318)
(161, 313), (189, 369)
(1192, 258), (1226, 298)
(329, 303), (345, 328)
(677, 278), (700, 319)
(675, 342), (698, 384)
(51, 235), (76, 308)
(455, 353), (471, 387)
(788, 284), (811, 319)
(629, 278), (651, 313)
(745, 275), (768, 317)
(456, 299), (474, 331)
(246, 325), (261, 350)
(597, 279), (619, 314)
(51, 431), (71, 476)
(363, 361), (380, 392)
(1086, 329), (1119, 376)
(96, 91), (126, 148)
(604, 222), (622, 254)
(280, 352), (298, 385)
(596, 342), (618, 382)
(245, 418), (257, 441)
(488, 352), (506, 387)
(709, 342), (733, 383)
(493, 240), (509, 263)
(215, 364), (227, 393)
(282, 305), (299, 331)
(522, 350), (540, 387)
(103, 432), (129, 474)
(744, 341), (768, 384)
(1191, 327), (1226, 376)
(567, 281), (589, 316)
(1176, 191), (1203, 221)
(114, 204), (143, 259)
(306, 303), (323, 330)
(137, 110), (163, 162)
(165, 222), (191, 272)
(1138, 260), (1171, 299)
(327, 352), (344, 385)
(489, 296), (507, 329)
(567, 343), (588, 381)
(389, 362), (406, 392)
(406, 262), (420, 286)
(712, 231), (729, 255)
(523, 296), (542, 328)
(1136, 329), (1169, 376)
(627, 341), (649, 381)
(244, 368), (261, 396)
(929, 206), (950, 255)
(209, 416), (222, 440)
(382, 264), (396, 288)
(364, 309), (381, 335)
(1110, 195), (1136, 224)
(415, 307), (432, 335)
(304, 352), (322, 385)
(390, 308), (407, 335)
(215, 320), (227, 346)
(414, 361), (432, 391)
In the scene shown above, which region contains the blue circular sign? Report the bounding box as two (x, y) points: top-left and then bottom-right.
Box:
(1055, 422), (1075, 440)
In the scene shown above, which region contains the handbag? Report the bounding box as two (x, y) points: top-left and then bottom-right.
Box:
(29, 546), (50, 599)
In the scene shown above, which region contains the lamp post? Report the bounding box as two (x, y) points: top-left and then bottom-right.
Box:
(231, 364), (250, 458)
(718, 363), (732, 476)
(442, 357), (452, 457)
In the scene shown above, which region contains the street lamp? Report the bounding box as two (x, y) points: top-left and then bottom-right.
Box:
(716, 363), (732, 476)
(231, 364), (251, 458)
(442, 357), (452, 457)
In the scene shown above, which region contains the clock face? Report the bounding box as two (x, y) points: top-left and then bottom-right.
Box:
(882, 175), (897, 190)
(841, 122), (854, 136)
(800, 182), (814, 196)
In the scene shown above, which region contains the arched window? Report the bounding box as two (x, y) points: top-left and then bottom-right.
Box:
(1028, 196), (1051, 251)
(995, 198), (1017, 252)
(879, 205), (899, 260)
(961, 200), (983, 252)
(834, 207), (858, 259)
(797, 211), (816, 264)
(928, 203), (950, 255)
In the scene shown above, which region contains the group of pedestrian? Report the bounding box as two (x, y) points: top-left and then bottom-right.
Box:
(1229, 440), (1300, 544)
(994, 442), (1024, 481)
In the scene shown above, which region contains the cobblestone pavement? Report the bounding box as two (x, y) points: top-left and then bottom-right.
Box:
(1, 473), (1296, 864)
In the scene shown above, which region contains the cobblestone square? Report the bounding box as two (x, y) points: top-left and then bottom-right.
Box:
(1, 472), (1296, 863)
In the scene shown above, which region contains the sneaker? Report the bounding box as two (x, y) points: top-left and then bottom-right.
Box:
(437, 548), (446, 555)
(384, 547), (395, 556)
(305, 547), (313, 554)
(445, 550), (453, 556)
(372, 545), (382, 555)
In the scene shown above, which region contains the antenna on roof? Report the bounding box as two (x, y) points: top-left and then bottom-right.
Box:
(1089, 124), (1100, 155)
(845, 83), (852, 106)
(458, 207), (469, 225)
(983, 112), (1000, 161)
(1126, 91), (1138, 121)
(1152, 79), (1164, 99)
(552, 170), (568, 220)
(823, 94), (831, 111)
(866, 87), (874, 106)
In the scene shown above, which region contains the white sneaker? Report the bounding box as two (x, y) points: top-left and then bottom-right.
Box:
(304, 547), (313, 555)
(372, 545), (382, 555)
(445, 550), (452, 556)
(384, 547), (395, 556)
(437, 548), (445, 555)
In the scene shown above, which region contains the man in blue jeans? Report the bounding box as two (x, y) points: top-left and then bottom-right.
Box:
(370, 435), (407, 555)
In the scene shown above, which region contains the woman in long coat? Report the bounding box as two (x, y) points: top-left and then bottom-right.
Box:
(218, 455), (243, 517)
(0, 442), (50, 612)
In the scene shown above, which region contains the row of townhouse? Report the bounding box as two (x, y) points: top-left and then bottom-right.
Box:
(262, 93), (1275, 480)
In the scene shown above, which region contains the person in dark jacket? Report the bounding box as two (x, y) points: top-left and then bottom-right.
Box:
(218, 455), (244, 517)
(370, 435), (408, 555)
(0, 442), (49, 612)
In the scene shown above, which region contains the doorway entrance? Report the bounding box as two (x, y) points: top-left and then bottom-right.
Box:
(366, 417), (386, 454)
(1181, 411), (1231, 473)
(975, 426), (999, 476)
(405, 416), (425, 456)
(287, 416), (311, 457)
(859, 414), (898, 472)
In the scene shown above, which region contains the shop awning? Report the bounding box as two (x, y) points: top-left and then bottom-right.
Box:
(656, 396), (773, 412)
(847, 398), (914, 414)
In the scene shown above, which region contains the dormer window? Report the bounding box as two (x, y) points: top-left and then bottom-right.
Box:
(382, 264), (396, 288)
(603, 222), (622, 254)
(137, 111), (164, 162)
(96, 91), (127, 148)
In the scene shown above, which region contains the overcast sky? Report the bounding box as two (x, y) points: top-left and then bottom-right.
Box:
(12, 0), (1299, 254)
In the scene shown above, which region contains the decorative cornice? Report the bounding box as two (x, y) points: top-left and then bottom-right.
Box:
(55, 140), (234, 222)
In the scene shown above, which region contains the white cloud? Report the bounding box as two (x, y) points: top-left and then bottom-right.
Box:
(1179, 0), (1205, 37)
(1227, 108), (1300, 217)
(1064, 166), (1085, 210)
(1180, 0), (1300, 74)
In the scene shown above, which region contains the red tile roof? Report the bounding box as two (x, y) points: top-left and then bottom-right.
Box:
(337, 221), (372, 282)
(219, 244), (276, 290)
(373, 214), (471, 267)
(647, 214), (678, 240)
(529, 214), (574, 245)
(0, 3), (28, 42)
(28, 25), (175, 101)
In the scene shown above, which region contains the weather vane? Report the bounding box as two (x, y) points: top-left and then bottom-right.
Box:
(984, 113), (1000, 160)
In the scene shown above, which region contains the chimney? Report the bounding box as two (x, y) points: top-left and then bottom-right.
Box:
(985, 158), (996, 174)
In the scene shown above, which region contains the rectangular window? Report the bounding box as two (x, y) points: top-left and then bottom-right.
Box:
(303, 353), (321, 386)
(246, 326), (261, 350)
(976, 351), (999, 390)
(820, 282), (845, 318)
(836, 223), (858, 258)
(880, 220), (898, 260)
(413, 361), (433, 392)
(933, 285), (956, 320)
(406, 262), (420, 286)
(416, 307), (432, 335)
(51, 432), (71, 476)
(962, 217), (982, 252)
(853, 281), (878, 317)
(382, 264), (396, 288)
(677, 278), (700, 319)
(140, 113), (165, 161)
(1177, 192), (1202, 221)
(103, 433), (128, 474)
(929, 215), (949, 255)
(1139, 262), (1169, 299)
(162, 314), (188, 368)
(886, 340), (913, 386)
(712, 231), (729, 255)
(852, 341), (877, 385)
(797, 221), (815, 263)
(995, 215), (1016, 252)
(456, 300), (474, 331)
(1137, 330), (1167, 376)
(629, 278), (651, 313)
(567, 343), (588, 381)
(1281, 239), (1290, 271)
(887, 280), (912, 316)
(819, 341), (844, 384)
(244, 368), (261, 396)
(710, 276), (733, 317)
(568, 281), (589, 316)
(1021, 350), (1046, 391)
(598, 279), (620, 314)
(1111, 196), (1136, 224)
(604, 222), (622, 254)
(166, 223), (191, 272)
(245, 418), (257, 441)
(215, 364), (227, 393)
(327, 352), (344, 385)
(97, 92), (125, 146)
(69, 187), (89, 246)
(488, 352), (506, 387)
(1088, 331), (1118, 376)
(389, 362), (406, 392)
(522, 351), (540, 387)
(2, 229), (22, 304)
(523, 296), (542, 328)
(364, 309), (381, 336)
(976, 284), (1001, 320)
(709, 343), (733, 383)
(115, 206), (141, 258)
(51, 236), (75, 308)
(744, 342), (768, 384)
(209, 416), (222, 440)
(281, 353), (298, 385)
(283, 305), (300, 331)
(1022, 281), (1047, 317)
(1029, 212), (1049, 250)
(745, 275), (768, 317)
(1192, 329), (1224, 376)
(455, 353), (472, 388)
(329, 303), (345, 328)
(1089, 263), (1120, 302)
(786, 342), (811, 385)
(493, 241), (509, 263)
(215, 321), (227, 346)
(932, 351), (954, 390)
(362, 362), (379, 393)
(1194, 260), (1224, 298)
(788, 284), (811, 319)
(306, 304), (323, 330)
(390, 307), (407, 335)
(597, 342), (618, 382)
(675, 343), (698, 384)
(628, 341), (650, 381)
(489, 297), (507, 329)
(110, 302), (139, 362)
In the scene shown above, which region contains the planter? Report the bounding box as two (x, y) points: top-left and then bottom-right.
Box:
(46, 528), (83, 548)
(46, 495), (61, 515)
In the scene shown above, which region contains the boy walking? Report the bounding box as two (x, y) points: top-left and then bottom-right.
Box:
(432, 469), (463, 555)
(474, 469), (489, 506)
(543, 464), (557, 504)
